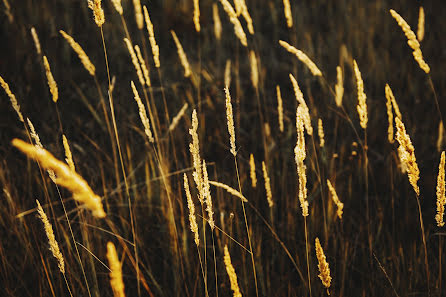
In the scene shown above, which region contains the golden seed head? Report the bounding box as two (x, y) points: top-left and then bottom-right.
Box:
(315, 237), (332, 292)
(223, 245), (242, 297)
(124, 38), (145, 87)
(237, 0), (254, 34)
(295, 105), (308, 217)
(168, 103), (188, 132)
(131, 81), (154, 142)
(249, 153), (257, 188)
(353, 60), (367, 129)
(30, 27), (41, 55)
(436, 151), (445, 227)
(262, 161), (273, 207)
(184, 174), (199, 245)
(133, 0), (143, 29)
(224, 59), (232, 87)
(213, 3), (222, 40)
(279, 40), (322, 76)
(189, 109), (203, 203)
(0, 75), (24, 122)
(171, 30), (192, 78)
(219, 0), (248, 47)
(62, 135), (75, 172)
(283, 0), (293, 28)
(134, 45), (151, 87)
(106, 242), (126, 297)
(224, 86), (237, 156)
(249, 50), (258, 89)
(276, 85), (284, 132)
(289, 73), (313, 135)
(59, 30), (96, 76)
(208, 181), (248, 202)
(193, 0), (200, 32)
(87, 0), (105, 27)
(385, 85), (394, 144)
(318, 118), (325, 148)
(437, 121), (444, 152)
(334, 66), (344, 107)
(417, 7), (425, 42)
(385, 84), (402, 119)
(43, 56), (58, 103)
(327, 179), (343, 219)
(143, 6), (160, 68)
(111, 0), (123, 15)
(202, 160), (214, 230)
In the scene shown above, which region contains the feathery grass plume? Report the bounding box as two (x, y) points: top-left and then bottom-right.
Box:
(224, 86), (237, 156)
(326, 179), (343, 219)
(385, 86), (394, 143)
(13, 139), (106, 217)
(218, 0), (247, 47)
(417, 7), (425, 42)
(62, 135), (75, 172)
(43, 56), (58, 103)
(395, 117), (420, 196)
(289, 73), (313, 135)
(283, 0), (293, 28)
(36, 199), (65, 274)
(318, 118), (325, 148)
(279, 40), (322, 76)
(249, 153), (257, 188)
(202, 160), (214, 230)
(143, 5), (160, 68)
(224, 59), (232, 87)
(437, 121), (444, 152)
(209, 181), (248, 202)
(59, 30), (96, 76)
(124, 38), (145, 87)
(30, 27), (41, 55)
(106, 242), (125, 297)
(171, 30), (192, 78)
(168, 103), (188, 132)
(223, 245), (242, 297)
(334, 66), (344, 107)
(131, 81), (154, 142)
(436, 152), (446, 227)
(353, 60), (367, 129)
(213, 3), (222, 40)
(0, 75), (24, 122)
(111, 0), (123, 15)
(262, 161), (273, 207)
(385, 83), (402, 119)
(295, 105), (309, 216)
(276, 85), (284, 132)
(193, 0), (200, 32)
(134, 45), (151, 87)
(184, 173), (199, 245)
(389, 9), (430, 73)
(315, 237), (332, 294)
(132, 0), (143, 29)
(249, 50), (258, 89)
(189, 109), (204, 203)
(88, 0), (105, 27)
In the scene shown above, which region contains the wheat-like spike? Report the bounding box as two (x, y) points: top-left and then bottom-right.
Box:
(143, 5), (160, 68)
(124, 39), (145, 87)
(59, 30), (96, 76)
(223, 245), (242, 297)
(279, 40), (322, 76)
(106, 242), (126, 297)
(318, 118), (325, 148)
(184, 174), (199, 245)
(353, 60), (367, 129)
(289, 73), (313, 135)
(43, 56), (58, 103)
(276, 85), (284, 132)
(385, 84), (402, 119)
(262, 161), (273, 207)
(62, 135), (75, 172)
(437, 121), (444, 152)
(134, 45), (151, 87)
(111, 0), (123, 15)
(189, 109), (204, 203)
(168, 103), (188, 132)
(436, 152), (446, 227)
(417, 7), (425, 42)
(315, 237), (332, 294)
(395, 117), (420, 196)
(0, 75), (24, 122)
(213, 3), (222, 40)
(238, 0), (254, 34)
(224, 86), (237, 156)
(218, 0), (248, 47)
(171, 30), (192, 78)
(249, 50), (258, 89)
(87, 0), (105, 27)
(36, 199), (65, 274)
(27, 118), (56, 181)
(390, 9), (430, 73)
(131, 81), (154, 142)
(334, 66), (344, 107)
(283, 0), (293, 28)
(133, 0), (143, 29)
(30, 27), (41, 55)
(13, 139), (106, 217)
(193, 0), (200, 32)
(224, 59), (232, 87)
(209, 181), (248, 202)
(249, 153), (257, 188)
(202, 160), (214, 230)
(385, 86), (394, 143)
(295, 105), (308, 217)
(326, 179), (343, 219)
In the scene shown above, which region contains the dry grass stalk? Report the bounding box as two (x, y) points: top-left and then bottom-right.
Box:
(289, 73), (313, 135)
(168, 103), (188, 132)
(184, 174), (199, 245)
(249, 50), (258, 89)
(219, 0), (247, 47)
(437, 121), (444, 152)
(417, 7), (425, 42)
(295, 105), (308, 217)
(436, 151), (445, 227)
(395, 117), (420, 196)
(189, 109), (204, 203)
(202, 160), (214, 230)
(353, 60), (367, 129)
(193, 0), (200, 32)
(385, 85), (394, 143)
(59, 30), (96, 76)
(209, 181), (248, 202)
(0, 75), (24, 122)
(171, 30), (192, 78)
(224, 59), (232, 87)
(334, 66), (343, 107)
(223, 245), (242, 297)
(30, 27), (41, 55)
(131, 81), (154, 142)
(318, 118), (325, 148)
(249, 153), (257, 188)
(62, 135), (75, 172)
(13, 139), (106, 217)
(213, 3), (222, 40)
(87, 0), (105, 27)
(133, 0), (143, 29)
(36, 199), (65, 274)
(279, 40), (322, 76)
(134, 45), (151, 87)
(276, 85), (284, 132)
(262, 161), (273, 207)
(385, 84), (402, 119)
(111, 0), (123, 15)
(315, 237), (332, 294)
(143, 5), (160, 68)
(124, 38), (145, 87)
(326, 179), (343, 219)
(283, 0), (293, 28)
(43, 56), (58, 103)
(390, 9), (430, 73)
(225, 86), (237, 156)
(106, 242), (126, 297)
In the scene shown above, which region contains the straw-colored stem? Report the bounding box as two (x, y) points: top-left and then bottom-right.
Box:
(304, 216), (312, 297)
